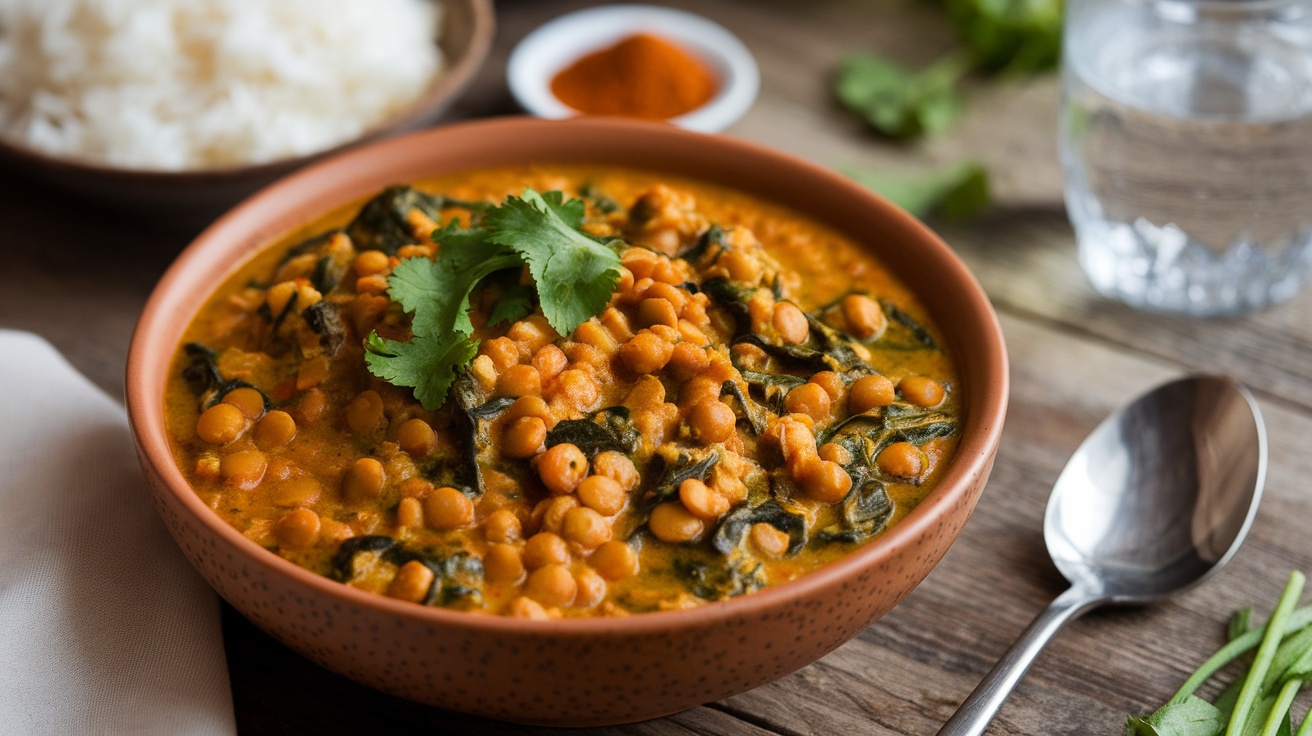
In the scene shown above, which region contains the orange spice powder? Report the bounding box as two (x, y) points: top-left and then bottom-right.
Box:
(550, 33), (719, 120)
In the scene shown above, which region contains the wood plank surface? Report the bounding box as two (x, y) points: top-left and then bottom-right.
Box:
(4, 1), (1311, 734)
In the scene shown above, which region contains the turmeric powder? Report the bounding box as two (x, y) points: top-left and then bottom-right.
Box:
(550, 33), (718, 120)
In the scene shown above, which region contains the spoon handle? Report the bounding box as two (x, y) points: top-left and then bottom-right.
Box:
(937, 586), (1100, 736)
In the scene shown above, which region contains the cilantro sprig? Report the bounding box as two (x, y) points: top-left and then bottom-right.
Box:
(1126, 571), (1312, 736)
(834, 0), (1063, 140)
(835, 51), (972, 140)
(946, 0), (1063, 76)
(364, 188), (621, 410)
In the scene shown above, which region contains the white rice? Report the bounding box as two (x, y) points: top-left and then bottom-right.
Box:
(0, 0), (443, 170)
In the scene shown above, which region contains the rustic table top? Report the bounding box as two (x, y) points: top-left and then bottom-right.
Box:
(4, 1), (1310, 734)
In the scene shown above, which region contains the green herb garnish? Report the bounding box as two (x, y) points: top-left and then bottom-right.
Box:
(946, 0), (1063, 76)
(1126, 571), (1312, 736)
(834, 52), (971, 140)
(846, 160), (991, 220)
(364, 188), (622, 410)
(834, 0), (1063, 140)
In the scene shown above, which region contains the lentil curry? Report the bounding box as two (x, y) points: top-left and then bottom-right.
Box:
(165, 166), (961, 619)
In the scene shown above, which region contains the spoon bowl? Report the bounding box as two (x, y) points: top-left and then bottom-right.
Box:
(940, 375), (1266, 735)
(1046, 376), (1266, 602)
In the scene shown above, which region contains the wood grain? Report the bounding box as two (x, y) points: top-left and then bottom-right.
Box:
(4, 1), (1311, 734)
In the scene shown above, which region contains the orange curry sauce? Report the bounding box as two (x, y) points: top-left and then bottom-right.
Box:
(165, 166), (961, 618)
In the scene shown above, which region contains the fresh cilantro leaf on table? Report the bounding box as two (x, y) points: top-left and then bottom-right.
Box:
(364, 188), (622, 410)
(847, 161), (991, 220)
(1125, 697), (1225, 736)
(946, 0), (1063, 76)
(835, 52), (970, 140)
(835, 1), (1062, 140)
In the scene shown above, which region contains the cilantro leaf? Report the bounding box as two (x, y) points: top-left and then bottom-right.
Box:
(363, 331), (479, 411)
(847, 161), (991, 220)
(363, 188), (622, 410)
(945, 0), (1063, 76)
(1124, 697), (1224, 736)
(835, 52), (970, 140)
(485, 281), (536, 328)
(485, 189), (621, 336)
(411, 226), (522, 336)
(363, 245), (509, 410)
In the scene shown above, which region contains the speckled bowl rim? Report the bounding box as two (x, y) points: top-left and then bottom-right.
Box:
(0, 0), (494, 183)
(126, 116), (1009, 638)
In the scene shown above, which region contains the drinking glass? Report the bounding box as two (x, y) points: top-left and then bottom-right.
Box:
(1059, 0), (1312, 317)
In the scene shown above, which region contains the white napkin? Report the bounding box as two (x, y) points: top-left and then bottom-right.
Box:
(0, 330), (236, 735)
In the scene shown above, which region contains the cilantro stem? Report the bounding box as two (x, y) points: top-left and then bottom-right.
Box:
(1171, 605), (1312, 704)
(1226, 570), (1306, 736)
(1260, 679), (1301, 736)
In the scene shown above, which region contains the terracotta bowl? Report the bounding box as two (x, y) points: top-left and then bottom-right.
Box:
(0, 0), (493, 224)
(125, 117), (1009, 726)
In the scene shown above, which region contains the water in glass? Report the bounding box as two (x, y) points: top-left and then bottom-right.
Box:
(1060, 0), (1312, 316)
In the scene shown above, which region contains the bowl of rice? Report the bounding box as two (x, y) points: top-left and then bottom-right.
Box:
(0, 0), (494, 220)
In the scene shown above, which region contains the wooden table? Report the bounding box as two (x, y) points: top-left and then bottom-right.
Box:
(5, 1), (1311, 733)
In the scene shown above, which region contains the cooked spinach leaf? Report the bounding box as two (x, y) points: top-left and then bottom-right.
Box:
(302, 301), (346, 354)
(817, 482), (895, 544)
(674, 555), (766, 601)
(310, 252), (349, 294)
(332, 536), (484, 609)
(805, 314), (872, 371)
(347, 185), (443, 255)
(330, 535), (398, 581)
(384, 547), (485, 608)
(882, 402), (957, 445)
(682, 223), (729, 265)
(448, 376), (494, 496)
(813, 291), (938, 351)
(712, 500), (807, 556)
(720, 379), (773, 436)
(179, 342), (270, 411)
(732, 316), (870, 375)
(642, 448), (721, 509)
(733, 334), (832, 374)
(180, 342), (223, 396)
(465, 396), (515, 420)
(739, 370), (807, 415)
(739, 370), (808, 392)
(276, 229), (340, 268)
(701, 276), (758, 338)
(546, 407), (640, 457)
(881, 300), (938, 349)
(258, 289), (298, 337)
(578, 183), (621, 215)
(346, 185), (487, 255)
(811, 433), (897, 543)
(817, 401), (955, 448)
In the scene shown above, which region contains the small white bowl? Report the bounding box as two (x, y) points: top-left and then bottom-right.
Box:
(507, 4), (759, 133)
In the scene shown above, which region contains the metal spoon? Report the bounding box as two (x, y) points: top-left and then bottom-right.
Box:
(938, 375), (1267, 735)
